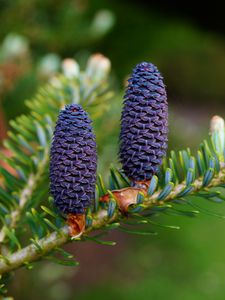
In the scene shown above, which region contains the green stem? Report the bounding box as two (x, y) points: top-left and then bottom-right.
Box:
(0, 209), (115, 274)
(146, 165), (225, 205)
(0, 167), (224, 275)
(0, 226), (70, 274)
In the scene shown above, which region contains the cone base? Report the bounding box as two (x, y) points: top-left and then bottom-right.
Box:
(67, 213), (86, 238)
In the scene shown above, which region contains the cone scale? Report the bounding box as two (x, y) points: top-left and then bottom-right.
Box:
(50, 104), (97, 235)
(119, 62), (168, 183)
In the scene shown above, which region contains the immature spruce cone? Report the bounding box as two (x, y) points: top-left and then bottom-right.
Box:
(50, 104), (97, 215)
(119, 62), (168, 182)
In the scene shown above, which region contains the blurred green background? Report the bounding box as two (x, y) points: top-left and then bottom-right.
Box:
(0, 0), (225, 299)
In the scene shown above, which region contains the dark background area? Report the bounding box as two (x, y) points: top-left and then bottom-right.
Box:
(138, 0), (225, 32)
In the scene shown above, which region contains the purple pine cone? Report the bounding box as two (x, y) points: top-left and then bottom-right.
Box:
(119, 62), (168, 182)
(50, 104), (97, 215)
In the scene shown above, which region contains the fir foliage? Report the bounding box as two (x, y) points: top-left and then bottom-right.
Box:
(0, 54), (224, 295)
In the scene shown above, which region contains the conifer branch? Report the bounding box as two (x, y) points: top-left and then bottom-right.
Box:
(0, 161), (224, 275)
(0, 54), (112, 260)
(0, 55), (225, 292)
(145, 162), (225, 205)
(0, 148), (49, 244)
